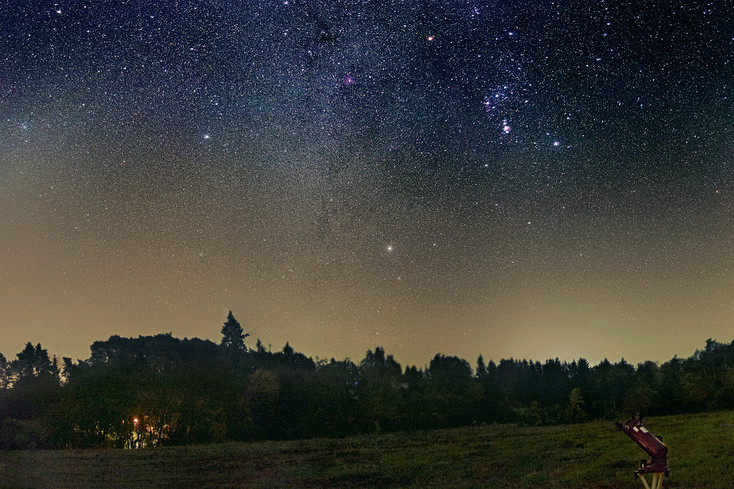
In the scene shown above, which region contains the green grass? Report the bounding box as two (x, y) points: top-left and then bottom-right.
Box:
(2, 411), (734, 488)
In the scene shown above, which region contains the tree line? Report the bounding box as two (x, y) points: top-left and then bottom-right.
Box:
(1, 311), (733, 449)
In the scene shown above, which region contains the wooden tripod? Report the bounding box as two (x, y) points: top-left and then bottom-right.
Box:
(637, 472), (664, 489)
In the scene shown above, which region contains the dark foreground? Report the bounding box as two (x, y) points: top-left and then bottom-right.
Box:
(1, 411), (733, 489)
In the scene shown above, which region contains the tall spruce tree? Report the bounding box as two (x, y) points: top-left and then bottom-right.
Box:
(476, 354), (487, 379)
(220, 311), (249, 350)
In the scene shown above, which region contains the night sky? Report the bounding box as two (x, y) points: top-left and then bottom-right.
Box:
(1, 0), (732, 368)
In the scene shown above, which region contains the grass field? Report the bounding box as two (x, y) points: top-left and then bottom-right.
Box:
(1, 411), (733, 488)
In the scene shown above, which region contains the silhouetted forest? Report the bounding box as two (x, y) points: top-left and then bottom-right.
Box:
(2, 312), (733, 449)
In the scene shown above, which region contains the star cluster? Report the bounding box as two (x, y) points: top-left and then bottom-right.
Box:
(1, 0), (732, 366)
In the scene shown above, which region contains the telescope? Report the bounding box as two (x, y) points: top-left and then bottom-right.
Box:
(615, 414), (668, 489)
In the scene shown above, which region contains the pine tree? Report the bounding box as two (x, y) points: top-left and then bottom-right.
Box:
(476, 354), (487, 379)
(220, 311), (249, 350)
(13, 342), (54, 378)
(0, 352), (9, 389)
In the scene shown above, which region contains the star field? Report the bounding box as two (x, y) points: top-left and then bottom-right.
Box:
(1, 0), (733, 367)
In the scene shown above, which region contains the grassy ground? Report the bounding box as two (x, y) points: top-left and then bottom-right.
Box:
(1, 411), (733, 488)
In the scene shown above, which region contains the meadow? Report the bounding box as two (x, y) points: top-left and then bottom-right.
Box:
(1, 411), (733, 489)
